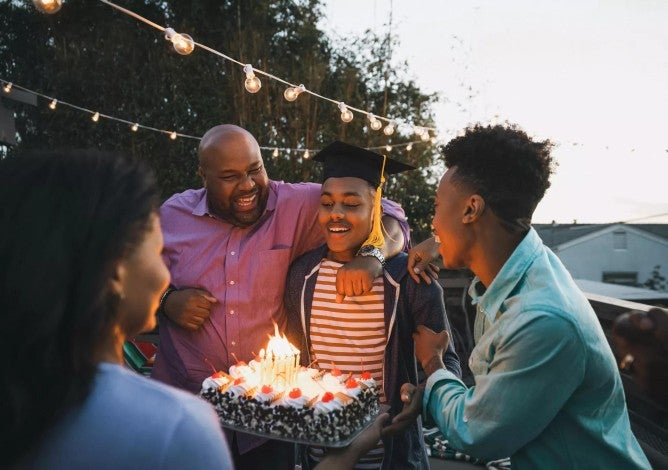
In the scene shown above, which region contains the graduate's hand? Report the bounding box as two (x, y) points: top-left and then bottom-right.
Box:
(163, 288), (218, 331)
(335, 256), (382, 303)
(381, 383), (424, 438)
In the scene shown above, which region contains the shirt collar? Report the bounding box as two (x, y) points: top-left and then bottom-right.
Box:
(191, 181), (279, 220)
(468, 228), (543, 324)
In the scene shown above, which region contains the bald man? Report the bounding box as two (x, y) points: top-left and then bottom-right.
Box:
(151, 125), (409, 467)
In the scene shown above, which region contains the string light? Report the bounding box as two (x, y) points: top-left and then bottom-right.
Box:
(243, 64), (261, 93)
(284, 84), (306, 102)
(95, 0), (438, 136)
(385, 145), (392, 152)
(414, 126), (424, 137)
(421, 131), (430, 142)
(33, 0), (62, 14)
(338, 102), (353, 123)
(164, 27), (195, 55)
(2, 79), (440, 155)
(383, 122), (395, 136)
(368, 113), (382, 131)
(3, 82), (12, 93)
(430, 137), (437, 144)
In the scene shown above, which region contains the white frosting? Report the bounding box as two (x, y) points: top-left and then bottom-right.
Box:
(226, 380), (254, 397)
(313, 396), (344, 414)
(202, 375), (230, 390)
(276, 392), (310, 408)
(254, 388), (280, 403)
(359, 376), (376, 389)
(343, 385), (363, 398)
(229, 363), (254, 378)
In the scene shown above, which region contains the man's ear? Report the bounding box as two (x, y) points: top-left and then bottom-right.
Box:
(463, 194), (485, 223)
(197, 166), (206, 188)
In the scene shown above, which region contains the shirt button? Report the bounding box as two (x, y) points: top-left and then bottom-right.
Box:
(230, 310), (235, 315)
(231, 341), (236, 346)
(229, 280), (235, 285)
(463, 416), (469, 423)
(230, 251), (236, 255)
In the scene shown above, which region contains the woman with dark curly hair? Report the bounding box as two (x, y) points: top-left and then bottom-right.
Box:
(398, 124), (650, 468)
(0, 150), (232, 469)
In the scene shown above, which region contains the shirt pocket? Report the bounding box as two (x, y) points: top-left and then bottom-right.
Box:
(249, 247), (294, 321)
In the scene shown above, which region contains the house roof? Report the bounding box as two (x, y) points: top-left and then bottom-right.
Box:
(533, 223), (668, 248)
(575, 279), (668, 301)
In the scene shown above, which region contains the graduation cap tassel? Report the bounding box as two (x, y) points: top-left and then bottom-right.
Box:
(360, 155), (387, 250)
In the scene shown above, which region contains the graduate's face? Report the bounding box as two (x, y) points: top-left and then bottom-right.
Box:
(319, 177), (375, 263)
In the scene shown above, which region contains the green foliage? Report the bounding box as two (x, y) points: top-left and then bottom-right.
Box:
(0, 0), (440, 241)
(643, 265), (667, 292)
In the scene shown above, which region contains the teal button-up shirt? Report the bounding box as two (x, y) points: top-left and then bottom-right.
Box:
(423, 229), (650, 469)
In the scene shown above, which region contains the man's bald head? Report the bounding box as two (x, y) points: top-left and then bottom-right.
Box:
(198, 124), (261, 169)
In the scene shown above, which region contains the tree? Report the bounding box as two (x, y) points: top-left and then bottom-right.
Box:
(0, 0), (440, 241)
(642, 265), (667, 292)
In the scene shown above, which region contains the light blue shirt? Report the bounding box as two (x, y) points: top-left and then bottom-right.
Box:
(423, 228), (650, 469)
(25, 363), (233, 469)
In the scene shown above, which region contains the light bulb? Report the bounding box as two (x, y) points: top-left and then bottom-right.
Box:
(421, 131), (430, 142)
(131, 123), (139, 132)
(303, 150), (310, 159)
(170, 131), (178, 140)
(430, 137), (437, 144)
(284, 84), (305, 102)
(243, 64), (261, 93)
(385, 145), (392, 152)
(383, 123), (395, 136)
(91, 112), (100, 122)
(338, 102), (354, 123)
(414, 126), (424, 137)
(33, 0), (62, 14)
(49, 99), (57, 110)
(272, 148), (279, 158)
(164, 28), (195, 55)
(406, 143), (413, 151)
(3, 82), (12, 93)
(284, 88), (297, 101)
(368, 114), (382, 131)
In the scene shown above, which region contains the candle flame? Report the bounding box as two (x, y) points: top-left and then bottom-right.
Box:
(265, 321), (299, 357)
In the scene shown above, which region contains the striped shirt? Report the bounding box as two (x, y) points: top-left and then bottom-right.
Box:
(308, 259), (386, 469)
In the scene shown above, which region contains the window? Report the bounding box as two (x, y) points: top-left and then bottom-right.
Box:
(602, 271), (638, 286)
(612, 230), (627, 250)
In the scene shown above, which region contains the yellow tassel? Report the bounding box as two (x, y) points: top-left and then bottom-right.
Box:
(360, 155), (387, 250)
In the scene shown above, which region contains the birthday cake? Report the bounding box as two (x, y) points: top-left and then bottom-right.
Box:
(199, 326), (380, 443)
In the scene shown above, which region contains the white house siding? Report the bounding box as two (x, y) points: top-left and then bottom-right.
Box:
(551, 226), (668, 284)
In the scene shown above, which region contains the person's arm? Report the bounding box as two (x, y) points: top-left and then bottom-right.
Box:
(334, 199), (407, 302)
(421, 313), (585, 461)
(407, 236), (441, 284)
(410, 280), (462, 378)
(315, 413), (390, 470)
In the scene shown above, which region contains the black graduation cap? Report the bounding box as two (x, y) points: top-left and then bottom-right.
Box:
(313, 141), (415, 186)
